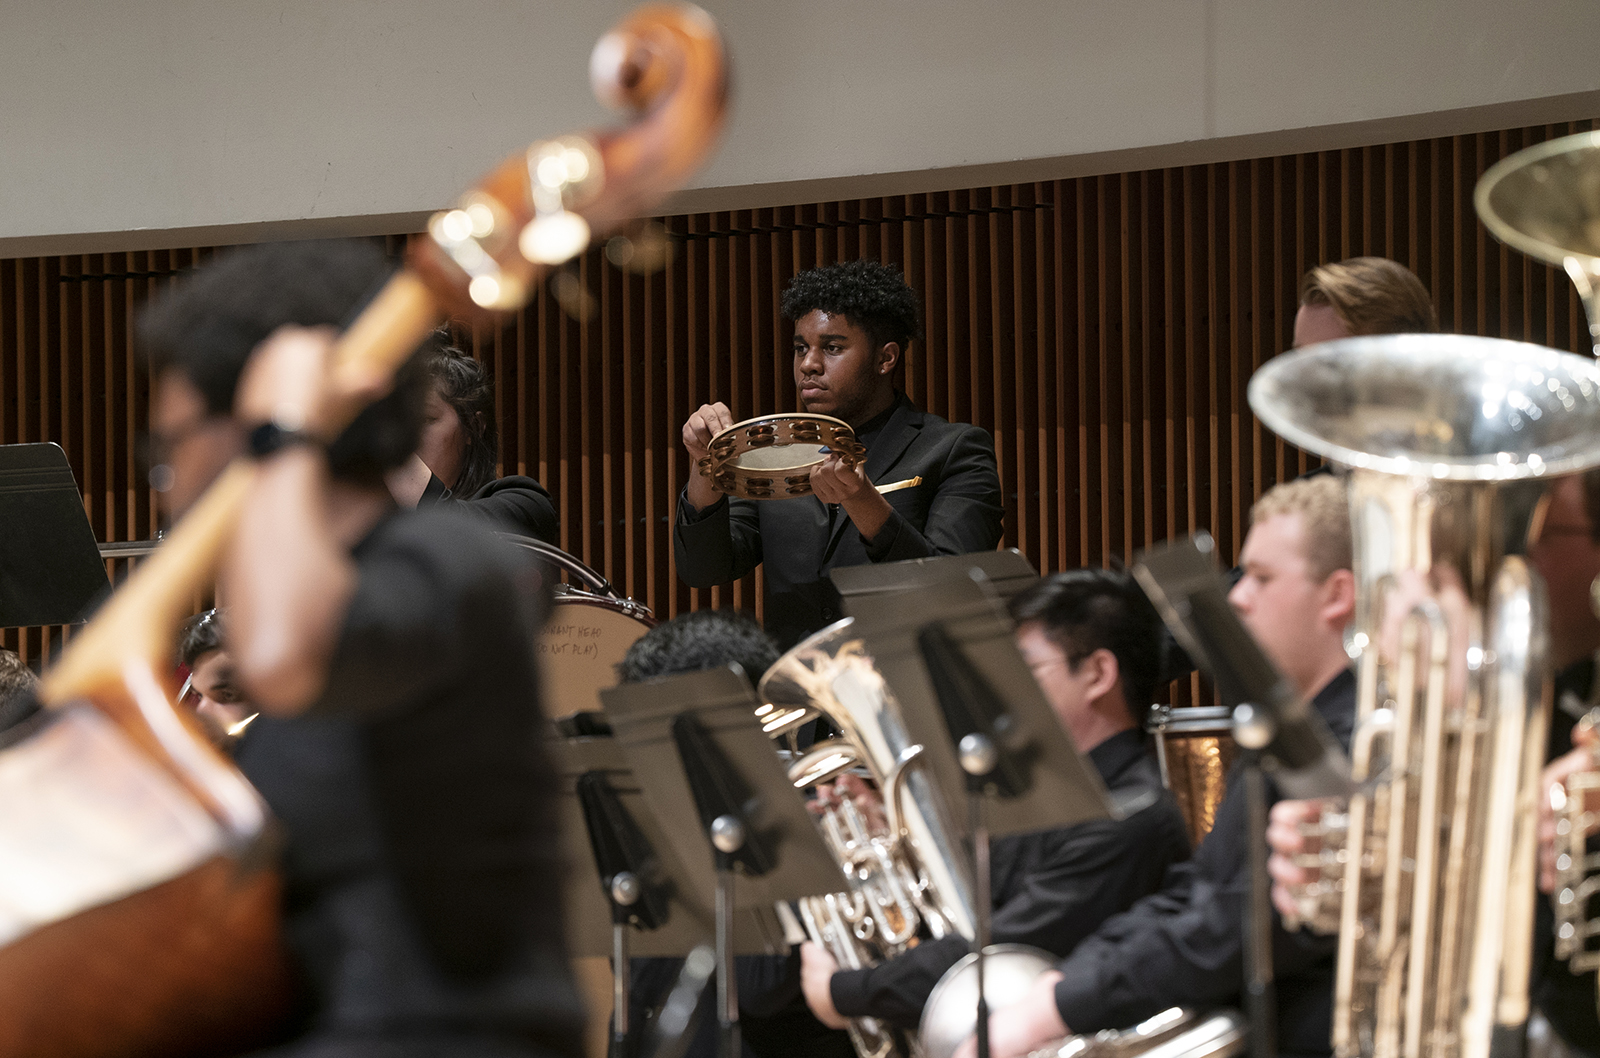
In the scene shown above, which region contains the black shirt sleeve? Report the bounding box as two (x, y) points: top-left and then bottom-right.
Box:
(831, 777), (1191, 1031)
(454, 475), (559, 543)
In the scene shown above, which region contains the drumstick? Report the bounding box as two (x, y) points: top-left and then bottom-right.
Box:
(874, 476), (922, 495)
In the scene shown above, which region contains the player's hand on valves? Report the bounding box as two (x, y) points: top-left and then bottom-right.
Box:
(800, 942), (849, 1030)
(809, 772), (890, 836)
(952, 969), (1068, 1058)
(1539, 718), (1600, 894)
(1267, 799), (1324, 925)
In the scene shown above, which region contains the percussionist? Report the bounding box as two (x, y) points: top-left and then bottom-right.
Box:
(674, 260), (1004, 648)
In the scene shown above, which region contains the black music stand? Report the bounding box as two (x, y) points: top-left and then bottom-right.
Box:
(1132, 532), (1352, 1058)
(837, 558), (1115, 1058)
(0, 444), (110, 628)
(600, 666), (844, 1058)
(554, 736), (787, 1058)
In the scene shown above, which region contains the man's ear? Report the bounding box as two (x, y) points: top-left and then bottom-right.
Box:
(1320, 567), (1357, 631)
(1083, 648), (1120, 703)
(877, 341), (902, 376)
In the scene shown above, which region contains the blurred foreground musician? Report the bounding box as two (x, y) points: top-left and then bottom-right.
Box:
(979, 476), (1358, 1058)
(141, 239), (586, 1058)
(674, 260), (1004, 649)
(798, 570), (1191, 1033)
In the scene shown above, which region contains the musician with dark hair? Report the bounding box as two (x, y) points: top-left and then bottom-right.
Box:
(141, 237), (585, 1058)
(384, 339), (559, 543)
(799, 569), (1189, 1033)
(674, 259), (1004, 649)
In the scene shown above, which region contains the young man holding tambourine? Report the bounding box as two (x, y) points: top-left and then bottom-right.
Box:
(674, 259), (1005, 649)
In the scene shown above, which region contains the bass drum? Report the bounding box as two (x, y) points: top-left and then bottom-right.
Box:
(499, 535), (655, 719)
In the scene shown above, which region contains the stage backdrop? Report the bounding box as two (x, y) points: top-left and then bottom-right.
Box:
(4, 118), (1594, 670)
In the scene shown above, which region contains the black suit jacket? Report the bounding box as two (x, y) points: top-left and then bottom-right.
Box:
(673, 396), (1005, 648)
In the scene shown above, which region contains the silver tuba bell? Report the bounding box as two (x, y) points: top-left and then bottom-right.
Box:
(1251, 333), (1600, 1058)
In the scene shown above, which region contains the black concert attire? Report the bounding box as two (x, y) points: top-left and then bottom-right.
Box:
(1533, 658), (1600, 1055)
(674, 394), (1005, 649)
(1049, 668), (1358, 1058)
(236, 507), (584, 1058)
(828, 729), (1191, 1030)
(420, 472), (559, 544)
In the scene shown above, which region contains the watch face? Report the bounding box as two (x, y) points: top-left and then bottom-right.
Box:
(248, 422), (311, 458)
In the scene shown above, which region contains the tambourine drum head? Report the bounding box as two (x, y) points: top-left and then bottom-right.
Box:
(726, 443), (833, 473)
(538, 594), (654, 718)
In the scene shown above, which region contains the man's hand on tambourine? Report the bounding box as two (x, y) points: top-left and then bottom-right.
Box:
(683, 401), (734, 462)
(682, 401), (734, 510)
(812, 454), (893, 543)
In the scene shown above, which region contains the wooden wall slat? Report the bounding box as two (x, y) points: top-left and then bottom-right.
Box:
(5, 118), (1599, 679)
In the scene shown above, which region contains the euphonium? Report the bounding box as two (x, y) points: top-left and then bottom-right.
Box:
(1251, 334), (1600, 1058)
(758, 618), (979, 1058)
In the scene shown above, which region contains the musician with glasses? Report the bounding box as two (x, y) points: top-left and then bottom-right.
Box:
(798, 569), (1190, 1035)
(140, 238), (586, 1058)
(974, 477), (1359, 1058)
(674, 260), (1004, 649)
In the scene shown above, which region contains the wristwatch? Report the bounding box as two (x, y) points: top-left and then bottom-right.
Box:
(246, 420), (319, 458)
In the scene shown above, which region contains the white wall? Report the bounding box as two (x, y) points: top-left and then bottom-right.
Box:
(2, 0), (1597, 255)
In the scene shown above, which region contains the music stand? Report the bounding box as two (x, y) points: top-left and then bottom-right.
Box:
(838, 559), (1115, 1058)
(1132, 532), (1352, 1058)
(554, 736), (788, 1058)
(600, 666), (844, 1058)
(836, 558), (1114, 842)
(0, 444), (110, 628)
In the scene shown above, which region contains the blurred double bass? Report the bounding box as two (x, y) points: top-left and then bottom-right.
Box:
(0, 7), (728, 1055)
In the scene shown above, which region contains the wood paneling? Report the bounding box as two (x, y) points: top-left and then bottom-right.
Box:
(4, 120), (1596, 700)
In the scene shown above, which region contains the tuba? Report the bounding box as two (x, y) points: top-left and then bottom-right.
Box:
(1250, 333), (1600, 1058)
(1477, 131), (1600, 1021)
(759, 617), (980, 1058)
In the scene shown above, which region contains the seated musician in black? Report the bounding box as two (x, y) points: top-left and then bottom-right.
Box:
(798, 570), (1191, 1033)
(386, 338), (559, 541)
(978, 476), (1359, 1058)
(140, 238), (585, 1058)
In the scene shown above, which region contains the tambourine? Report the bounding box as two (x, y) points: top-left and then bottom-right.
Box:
(697, 414), (867, 500)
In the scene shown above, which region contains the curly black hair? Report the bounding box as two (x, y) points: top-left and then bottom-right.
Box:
(139, 238), (428, 485)
(1009, 569), (1163, 727)
(424, 341), (499, 497)
(617, 609), (780, 686)
(779, 260), (921, 354)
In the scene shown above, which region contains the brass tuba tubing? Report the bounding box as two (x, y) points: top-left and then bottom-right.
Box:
(1249, 334), (1600, 1058)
